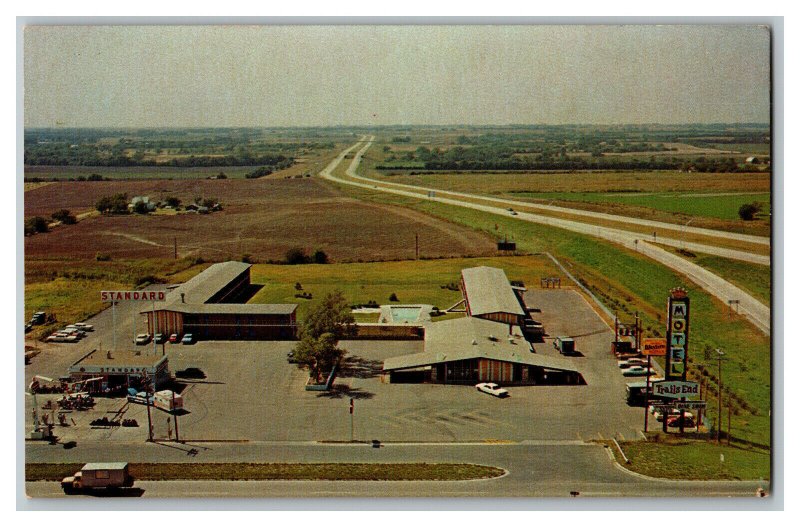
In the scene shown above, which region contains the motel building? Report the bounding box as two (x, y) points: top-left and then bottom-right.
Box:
(67, 349), (171, 391)
(383, 266), (583, 385)
(140, 261), (298, 341)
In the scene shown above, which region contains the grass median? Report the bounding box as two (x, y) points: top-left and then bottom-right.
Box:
(27, 463), (506, 482)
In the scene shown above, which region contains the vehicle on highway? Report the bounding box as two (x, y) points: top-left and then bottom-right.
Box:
(72, 322), (94, 331)
(169, 333), (180, 343)
(175, 367), (206, 379)
(61, 462), (134, 494)
(509, 210), (518, 215)
(154, 333), (166, 344)
(476, 382), (509, 398)
(181, 333), (195, 345)
(134, 333), (152, 345)
(621, 365), (654, 377)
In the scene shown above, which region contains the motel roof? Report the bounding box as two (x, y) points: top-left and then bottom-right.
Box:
(156, 303), (298, 316)
(383, 317), (578, 373)
(164, 261), (251, 307)
(461, 266), (526, 317)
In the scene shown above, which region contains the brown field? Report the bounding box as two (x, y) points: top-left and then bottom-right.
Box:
(24, 177), (496, 263)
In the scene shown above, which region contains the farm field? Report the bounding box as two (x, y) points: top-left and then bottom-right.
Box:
(328, 180), (771, 449)
(248, 255), (564, 322)
(506, 191), (771, 222)
(23, 177), (496, 262)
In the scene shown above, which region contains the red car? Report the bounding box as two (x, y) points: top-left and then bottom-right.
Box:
(168, 333), (180, 343)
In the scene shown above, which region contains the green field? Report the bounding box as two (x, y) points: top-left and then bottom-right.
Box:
(329, 181), (771, 450)
(510, 191), (771, 221)
(615, 439), (770, 481)
(248, 256), (565, 323)
(27, 462), (505, 482)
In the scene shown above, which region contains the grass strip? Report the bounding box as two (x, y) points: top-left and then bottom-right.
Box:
(26, 462), (505, 482)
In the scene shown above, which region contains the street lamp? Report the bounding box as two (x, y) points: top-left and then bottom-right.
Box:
(682, 218), (695, 250)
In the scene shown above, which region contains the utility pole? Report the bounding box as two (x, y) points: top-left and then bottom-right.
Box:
(415, 233), (419, 260)
(349, 398), (354, 442)
(727, 397), (732, 446)
(172, 389), (180, 442)
(144, 372), (154, 442)
(174, 237), (178, 259)
(715, 349), (725, 443)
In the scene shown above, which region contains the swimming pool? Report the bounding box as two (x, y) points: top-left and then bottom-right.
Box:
(390, 306), (422, 323)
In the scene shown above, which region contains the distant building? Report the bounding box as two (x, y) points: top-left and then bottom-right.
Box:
(745, 156), (761, 164)
(141, 262), (297, 341)
(129, 196), (156, 212)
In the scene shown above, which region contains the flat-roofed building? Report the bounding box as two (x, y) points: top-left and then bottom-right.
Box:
(142, 261), (297, 340)
(68, 349), (170, 390)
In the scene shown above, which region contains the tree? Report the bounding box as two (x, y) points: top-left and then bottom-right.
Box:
(25, 216), (49, 235)
(292, 332), (345, 382)
(165, 196), (181, 208)
(133, 201), (150, 214)
(95, 193), (128, 214)
(311, 249), (328, 264)
(51, 209), (76, 225)
(302, 290), (356, 341)
(738, 202), (762, 221)
(285, 247), (310, 265)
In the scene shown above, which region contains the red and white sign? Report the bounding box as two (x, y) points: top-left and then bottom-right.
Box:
(101, 291), (166, 302)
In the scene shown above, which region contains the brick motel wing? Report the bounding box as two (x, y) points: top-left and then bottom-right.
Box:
(139, 262), (297, 340)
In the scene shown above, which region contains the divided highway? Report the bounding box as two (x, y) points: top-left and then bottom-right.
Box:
(321, 138), (770, 335)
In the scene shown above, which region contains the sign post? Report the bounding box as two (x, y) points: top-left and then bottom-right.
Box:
(349, 398), (354, 442)
(101, 291), (166, 355)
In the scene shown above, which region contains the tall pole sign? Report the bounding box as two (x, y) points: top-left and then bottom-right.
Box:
(665, 288), (690, 381)
(665, 288), (690, 433)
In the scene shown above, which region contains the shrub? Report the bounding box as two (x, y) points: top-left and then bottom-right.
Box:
(738, 202), (762, 221)
(25, 216), (49, 234)
(311, 249), (329, 264)
(241, 254), (253, 264)
(285, 247), (310, 265)
(95, 253), (111, 262)
(389, 293), (399, 302)
(165, 197), (181, 208)
(133, 201), (150, 214)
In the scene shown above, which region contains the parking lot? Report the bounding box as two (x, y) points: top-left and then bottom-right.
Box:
(26, 287), (643, 445)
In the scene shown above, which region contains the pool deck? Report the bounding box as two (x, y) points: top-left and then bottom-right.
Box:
(378, 304), (434, 325)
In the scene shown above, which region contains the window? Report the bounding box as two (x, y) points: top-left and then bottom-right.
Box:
(96, 470), (110, 479)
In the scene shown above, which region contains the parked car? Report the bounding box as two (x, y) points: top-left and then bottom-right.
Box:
(287, 351), (299, 363)
(476, 382), (510, 398)
(154, 333), (166, 344)
(126, 390), (153, 406)
(618, 358), (648, 368)
(168, 333), (180, 343)
(175, 367), (206, 379)
(135, 333), (152, 345)
(46, 332), (79, 343)
(621, 365), (654, 377)
(72, 322), (94, 331)
(181, 333), (195, 345)
(666, 415), (697, 431)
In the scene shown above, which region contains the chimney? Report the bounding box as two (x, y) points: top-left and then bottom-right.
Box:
(181, 293), (185, 303)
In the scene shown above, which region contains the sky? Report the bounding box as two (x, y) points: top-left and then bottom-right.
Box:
(23, 25), (771, 127)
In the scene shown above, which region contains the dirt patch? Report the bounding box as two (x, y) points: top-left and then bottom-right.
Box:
(24, 177), (496, 262)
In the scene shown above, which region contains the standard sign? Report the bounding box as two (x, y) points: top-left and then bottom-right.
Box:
(101, 291), (166, 302)
(652, 401), (707, 411)
(642, 338), (667, 356)
(653, 380), (699, 399)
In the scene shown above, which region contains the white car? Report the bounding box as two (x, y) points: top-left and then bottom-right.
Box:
(135, 333), (152, 345)
(617, 358), (648, 368)
(476, 382), (510, 398)
(621, 365), (654, 377)
(72, 322), (94, 331)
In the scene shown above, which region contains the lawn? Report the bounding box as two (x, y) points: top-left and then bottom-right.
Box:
(27, 462), (505, 482)
(248, 255), (565, 323)
(613, 439), (770, 481)
(329, 181), (771, 449)
(508, 191), (771, 221)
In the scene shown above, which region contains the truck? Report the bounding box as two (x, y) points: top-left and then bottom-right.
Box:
(153, 390), (183, 412)
(61, 462), (134, 494)
(554, 336), (575, 355)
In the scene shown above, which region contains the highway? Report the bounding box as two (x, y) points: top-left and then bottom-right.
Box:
(321, 138), (770, 335)
(25, 440), (767, 498)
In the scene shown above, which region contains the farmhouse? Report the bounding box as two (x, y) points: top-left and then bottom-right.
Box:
(383, 317), (582, 385)
(68, 349), (171, 390)
(141, 261), (297, 340)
